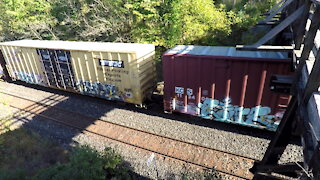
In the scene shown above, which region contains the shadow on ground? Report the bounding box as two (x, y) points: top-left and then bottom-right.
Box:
(0, 81), (152, 180)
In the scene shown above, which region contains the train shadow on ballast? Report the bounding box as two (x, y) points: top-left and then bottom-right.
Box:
(1, 79), (152, 180)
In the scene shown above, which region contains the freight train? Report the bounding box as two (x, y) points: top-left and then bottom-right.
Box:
(0, 40), (292, 131)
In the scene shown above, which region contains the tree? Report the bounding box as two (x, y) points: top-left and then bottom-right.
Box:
(50, 0), (131, 42)
(165, 0), (232, 46)
(0, 0), (277, 46)
(126, 0), (232, 48)
(217, 0), (277, 45)
(0, 0), (55, 41)
(124, 0), (164, 45)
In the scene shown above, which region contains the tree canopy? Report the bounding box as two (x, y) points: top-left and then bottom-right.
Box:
(0, 0), (276, 47)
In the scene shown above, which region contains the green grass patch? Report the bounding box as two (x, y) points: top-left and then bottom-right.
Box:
(33, 146), (131, 180)
(0, 128), (68, 179)
(0, 128), (132, 180)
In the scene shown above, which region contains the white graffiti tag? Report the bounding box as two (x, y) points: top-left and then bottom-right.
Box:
(199, 97), (281, 129)
(13, 71), (44, 85)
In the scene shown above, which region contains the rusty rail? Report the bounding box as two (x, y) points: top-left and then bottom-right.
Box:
(1, 90), (256, 179)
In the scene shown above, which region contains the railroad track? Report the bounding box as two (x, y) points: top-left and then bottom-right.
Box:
(0, 91), (256, 179)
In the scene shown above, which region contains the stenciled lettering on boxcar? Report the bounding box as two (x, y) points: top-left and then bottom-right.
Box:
(99, 59), (124, 68)
(96, 67), (129, 84)
(76, 80), (134, 102)
(172, 86), (283, 130)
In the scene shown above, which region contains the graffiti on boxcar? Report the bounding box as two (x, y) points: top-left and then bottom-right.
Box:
(76, 80), (133, 101)
(13, 71), (45, 85)
(173, 96), (282, 130)
(198, 97), (282, 128)
(172, 86), (283, 129)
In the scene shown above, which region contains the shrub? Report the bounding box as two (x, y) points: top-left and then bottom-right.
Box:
(0, 168), (27, 180)
(33, 145), (131, 180)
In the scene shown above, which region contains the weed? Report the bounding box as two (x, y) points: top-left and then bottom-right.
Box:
(0, 128), (68, 178)
(32, 145), (132, 180)
(0, 127), (131, 180)
(0, 168), (28, 180)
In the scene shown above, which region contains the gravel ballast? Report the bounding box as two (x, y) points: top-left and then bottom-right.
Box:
(0, 81), (303, 179)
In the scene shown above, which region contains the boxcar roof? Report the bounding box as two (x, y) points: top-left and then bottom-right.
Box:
(165, 45), (289, 59)
(0, 40), (155, 58)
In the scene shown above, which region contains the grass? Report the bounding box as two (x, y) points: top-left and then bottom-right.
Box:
(0, 128), (69, 179)
(0, 128), (132, 180)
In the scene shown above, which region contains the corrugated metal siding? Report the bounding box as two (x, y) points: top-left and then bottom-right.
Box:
(0, 46), (47, 85)
(0, 40), (156, 105)
(163, 50), (292, 131)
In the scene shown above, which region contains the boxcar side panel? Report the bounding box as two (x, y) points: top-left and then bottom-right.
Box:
(0, 46), (47, 85)
(69, 50), (142, 104)
(0, 41), (156, 106)
(0, 46), (17, 79)
(163, 53), (291, 131)
(136, 51), (156, 102)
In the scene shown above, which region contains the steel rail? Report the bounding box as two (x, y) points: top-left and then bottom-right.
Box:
(1, 91), (257, 179)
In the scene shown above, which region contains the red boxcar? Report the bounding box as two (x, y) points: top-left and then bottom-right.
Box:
(163, 45), (291, 131)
